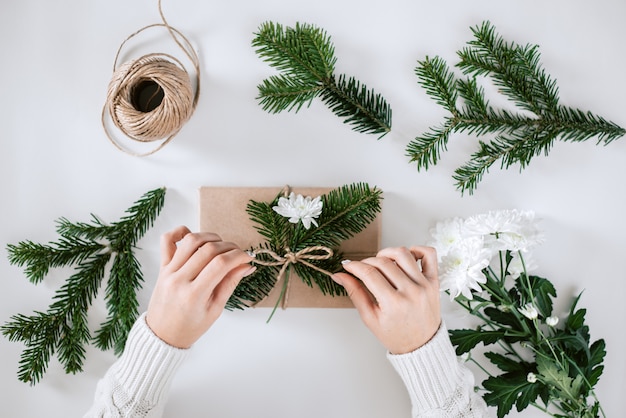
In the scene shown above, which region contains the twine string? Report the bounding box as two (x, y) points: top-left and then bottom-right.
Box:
(252, 246), (335, 309)
(102, 0), (200, 156)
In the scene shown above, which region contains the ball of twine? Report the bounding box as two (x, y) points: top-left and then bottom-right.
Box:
(102, 10), (200, 156)
(106, 53), (194, 142)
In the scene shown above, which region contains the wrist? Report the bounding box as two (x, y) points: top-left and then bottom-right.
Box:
(386, 320), (441, 355)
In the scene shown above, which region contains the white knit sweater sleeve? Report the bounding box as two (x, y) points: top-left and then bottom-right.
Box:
(386, 322), (491, 417)
(83, 313), (188, 418)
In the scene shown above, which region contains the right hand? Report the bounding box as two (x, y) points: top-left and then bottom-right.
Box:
(146, 226), (256, 349)
(332, 246), (441, 355)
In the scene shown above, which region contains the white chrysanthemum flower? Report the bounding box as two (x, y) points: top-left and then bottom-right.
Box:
(273, 192), (323, 230)
(465, 209), (544, 253)
(546, 316), (559, 327)
(519, 303), (539, 320)
(429, 217), (466, 260)
(439, 237), (491, 300)
(527, 372), (538, 383)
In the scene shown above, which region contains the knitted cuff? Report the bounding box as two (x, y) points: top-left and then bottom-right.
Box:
(386, 322), (470, 412)
(111, 312), (189, 407)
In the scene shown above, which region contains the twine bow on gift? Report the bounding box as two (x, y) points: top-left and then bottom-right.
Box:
(250, 246), (335, 318)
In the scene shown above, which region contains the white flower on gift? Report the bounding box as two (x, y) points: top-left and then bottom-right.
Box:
(546, 316), (559, 327)
(439, 237), (491, 300)
(527, 372), (538, 383)
(519, 303), (539, 320)
(273, 192), (323, 230)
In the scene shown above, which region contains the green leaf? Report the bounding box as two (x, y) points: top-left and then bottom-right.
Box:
(483, 372), (544, 417)
(588, 339), (606, 371)
(516, 275), (556, 318)
(449, 328), (505, 355)
(484, 306), (522, 330)
(536, 356), (583, 403)
(485, 352), (530, 373)
(566, 307), (587, 331)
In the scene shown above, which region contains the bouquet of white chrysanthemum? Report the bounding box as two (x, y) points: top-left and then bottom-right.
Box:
(430, 210), (606, 418)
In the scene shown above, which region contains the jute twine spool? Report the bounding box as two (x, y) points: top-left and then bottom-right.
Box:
(102, 1), (200, 156)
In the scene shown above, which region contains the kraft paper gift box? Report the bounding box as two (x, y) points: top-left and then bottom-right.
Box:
(199, 186), (382, 309)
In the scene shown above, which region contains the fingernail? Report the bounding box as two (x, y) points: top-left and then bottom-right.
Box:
(341, 259), (351, 265)
(246, 250), (256, 258)
(243, 265), (257, 277)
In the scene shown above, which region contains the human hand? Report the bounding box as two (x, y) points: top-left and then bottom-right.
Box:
(146, 226), (256, 349)
(332, 246), (441, 355)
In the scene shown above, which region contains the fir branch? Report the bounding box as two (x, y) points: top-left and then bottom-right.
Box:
(6, 237), (105, 284)
(292, 254), (347, 296)
(257, 75), (323, 113)
(415, 55), (459, 115)
(247, 198), (291, 249)
(253, 21), (392, 138)
(56, 215), (114, 241)
(409, 20), (625, 194)
(93, 250), (143, 355)
(294, 182), (382, 249)
(253, 21), (336, 83)
(226, 245), (279, 311)
(320, 74), (392, 136)
(2, 187), (166, 385)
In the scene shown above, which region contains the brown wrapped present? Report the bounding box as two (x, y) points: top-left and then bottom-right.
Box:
(198, 186), (382, 309)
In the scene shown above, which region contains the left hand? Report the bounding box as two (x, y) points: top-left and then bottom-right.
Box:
(146, 226), (256, 348)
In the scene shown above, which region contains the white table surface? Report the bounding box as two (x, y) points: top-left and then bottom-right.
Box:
(1, 0), (624, 417)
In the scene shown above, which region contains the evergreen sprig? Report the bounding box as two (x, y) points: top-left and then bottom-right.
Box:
(2, 187), (166, 385)
(226, 182), (382, 313)
(253, 21), (392, 138)
(408, 21), (625, 194)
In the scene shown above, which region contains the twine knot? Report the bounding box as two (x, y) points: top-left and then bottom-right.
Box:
(251, 246), (335, 311)
(253, 246), (334, 277)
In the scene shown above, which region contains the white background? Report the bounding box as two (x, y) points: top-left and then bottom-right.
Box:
(1, 1), (624, 417)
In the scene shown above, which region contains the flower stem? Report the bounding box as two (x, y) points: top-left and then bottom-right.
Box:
(266, 268), (290, 323)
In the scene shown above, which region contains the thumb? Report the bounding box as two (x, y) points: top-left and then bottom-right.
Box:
(211, 264), (257, 307)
